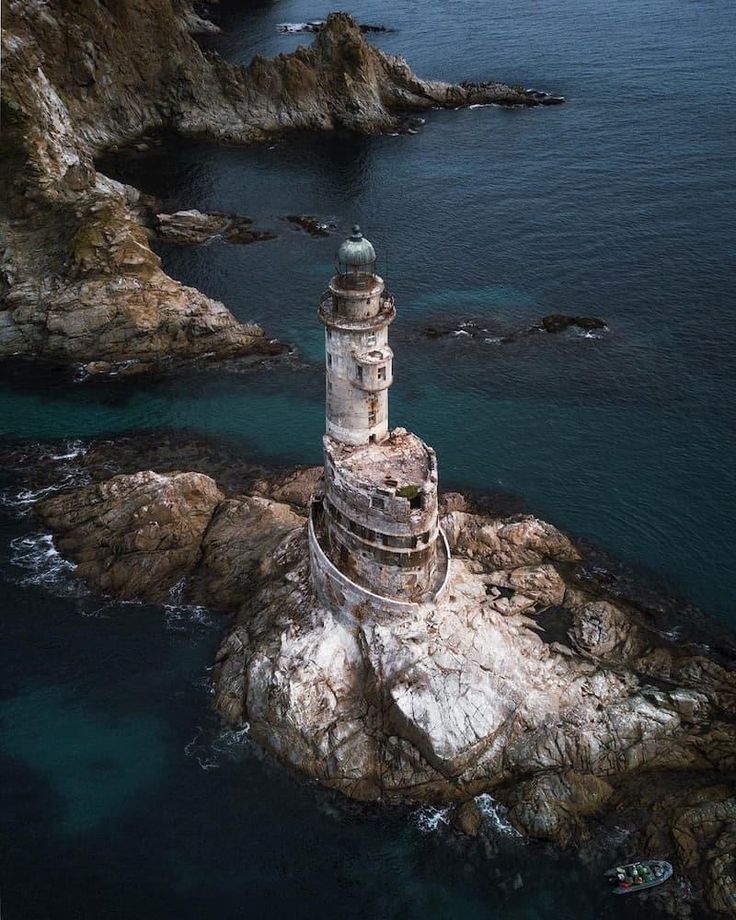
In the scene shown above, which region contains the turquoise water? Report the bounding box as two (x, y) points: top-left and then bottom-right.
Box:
(1, 0), (734, 915)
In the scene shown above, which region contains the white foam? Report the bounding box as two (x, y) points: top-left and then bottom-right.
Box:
(9, 532), (78, 592)
(476, 793), (522, 838)
(412, 804), (450, 833)
(163, 603), (217, 632)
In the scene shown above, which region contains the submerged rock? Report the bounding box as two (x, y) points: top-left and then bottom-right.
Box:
(421, 314), (608, 343)
(285, 215), (336, 237)
(451, 799), (483, 837)
(32, 463), (736, 916)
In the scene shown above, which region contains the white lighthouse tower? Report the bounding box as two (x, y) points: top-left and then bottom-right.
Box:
(319, 225), (394, 445)
(309, 226), (449, 606)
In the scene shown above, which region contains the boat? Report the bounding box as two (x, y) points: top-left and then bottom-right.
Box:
(605, 860), (673, 894)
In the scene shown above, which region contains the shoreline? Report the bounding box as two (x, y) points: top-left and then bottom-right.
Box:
(1, 432), (733, 916)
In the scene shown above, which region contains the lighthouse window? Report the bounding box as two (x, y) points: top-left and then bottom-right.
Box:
(327, 329), (332, 340)
(378, 366), (386, 381)
(368, 409), (377, 424)
(327, 354), (332, 367)
(356, 364), (363, 381)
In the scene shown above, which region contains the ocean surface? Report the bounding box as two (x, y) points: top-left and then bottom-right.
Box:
(1, 0), (734, 916)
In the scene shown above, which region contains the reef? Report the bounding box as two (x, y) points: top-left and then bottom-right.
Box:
(423, 314), (608, 342)
(1, 3), (562, 374)
(32, 460), (736, 918)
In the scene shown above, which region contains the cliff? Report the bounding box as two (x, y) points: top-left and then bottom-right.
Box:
(34, 463), (736, 918)
(0, 4), (562, 372)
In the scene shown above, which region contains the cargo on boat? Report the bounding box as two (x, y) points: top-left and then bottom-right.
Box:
(605, 860), (673, 894)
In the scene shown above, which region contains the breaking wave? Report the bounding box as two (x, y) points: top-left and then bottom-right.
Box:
(184, 723), (252, 771)
(0, 440), (90, 514)
(412, 804), (450, 833)
(9, 532), (79, 593)
(476, 793), (522, 838)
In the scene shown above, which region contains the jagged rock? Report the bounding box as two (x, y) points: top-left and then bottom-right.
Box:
(285, 215), (335, 237)
(442, 511), (580, 569)
(195, 496), (304, 608)
(155, 210), (276, 245)
(36, 471), (224, 600)
(485, 563), (567, 610)
(451, 799), (483, 836)
(505, 771), (614, 844)
(1, 5), (562, 371)
(250, 466), (323, 510)
(0, 193), (281, 367)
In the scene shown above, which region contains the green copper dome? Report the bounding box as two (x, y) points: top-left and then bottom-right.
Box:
(336, 225), (376, 269)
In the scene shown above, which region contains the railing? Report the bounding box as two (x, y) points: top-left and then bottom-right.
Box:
(308, 500), (451, 614)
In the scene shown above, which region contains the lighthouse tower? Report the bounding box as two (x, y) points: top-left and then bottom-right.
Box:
(320, 225), (394, 445)
(310, 226), (448, 606)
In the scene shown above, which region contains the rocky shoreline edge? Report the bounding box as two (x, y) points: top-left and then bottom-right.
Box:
(1, 5), (563, 377)
(3, 435), (731, 918)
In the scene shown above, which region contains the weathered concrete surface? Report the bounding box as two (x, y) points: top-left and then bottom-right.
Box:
(33, 464), (736, 917)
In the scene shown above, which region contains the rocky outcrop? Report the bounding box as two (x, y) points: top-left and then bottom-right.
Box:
(1, 190), (278, 372)
(422, 314), (608, 343)
(36, 470), (225, 600)
(154, 210), (276, 245)
(277, 21), (392, 35)
(32, 463), (736, 915)
(285, 215), (336, 237)
(1, 4), (561, 371)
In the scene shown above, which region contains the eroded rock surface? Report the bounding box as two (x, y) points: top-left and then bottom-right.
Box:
(32, 464), (736, 916)
(1, 4), (561, 370)
(155, 210), (276, 245)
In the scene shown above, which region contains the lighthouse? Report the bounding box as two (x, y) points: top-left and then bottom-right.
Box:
(319, 225), (394, 445)
(309, 226), (449, 607)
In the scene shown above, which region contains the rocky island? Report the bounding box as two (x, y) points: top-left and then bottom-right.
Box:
(1, 1), (562, 375)
(33, 229), (736, 918)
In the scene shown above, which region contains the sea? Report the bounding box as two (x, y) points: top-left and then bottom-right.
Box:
(1, 0), (734, 916)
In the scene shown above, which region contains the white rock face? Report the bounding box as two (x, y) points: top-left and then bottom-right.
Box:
(214, 507), (736, 847)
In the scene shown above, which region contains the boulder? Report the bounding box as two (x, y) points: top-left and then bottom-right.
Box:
(36, 471), (224, 600)
(451, 800), (483, 836)
(505, 771), (614, 844)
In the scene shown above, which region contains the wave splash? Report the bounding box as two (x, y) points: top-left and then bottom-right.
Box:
(476, 793), (522, 838)
(412, 804), (450, 833)
(9, 532), (79, 593)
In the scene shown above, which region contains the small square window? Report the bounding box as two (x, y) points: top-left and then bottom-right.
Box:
(378, 366), (386, 381)
(371, 496), (385, 509)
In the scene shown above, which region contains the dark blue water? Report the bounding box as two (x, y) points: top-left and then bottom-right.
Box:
(1, 0), (734, 915)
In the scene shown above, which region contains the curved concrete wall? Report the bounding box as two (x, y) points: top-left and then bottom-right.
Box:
(308, 505), (451, 619)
